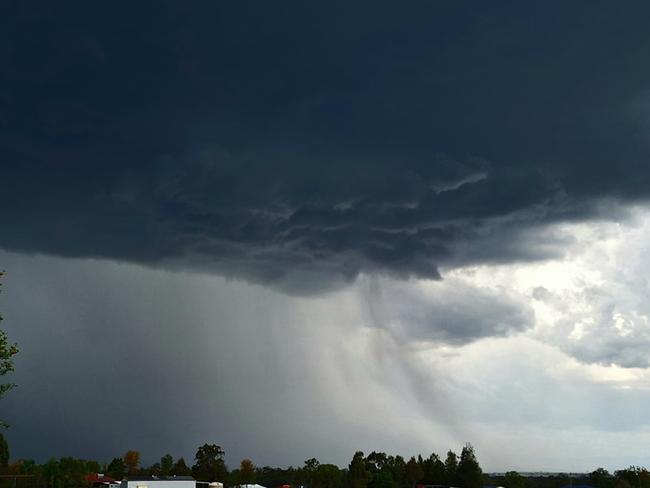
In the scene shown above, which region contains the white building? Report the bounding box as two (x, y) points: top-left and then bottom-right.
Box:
(121, 476), (197, 488)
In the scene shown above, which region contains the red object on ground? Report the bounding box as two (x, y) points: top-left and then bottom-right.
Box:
(86, 474), (118, 484)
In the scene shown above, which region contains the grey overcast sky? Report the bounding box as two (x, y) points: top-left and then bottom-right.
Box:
(3, 0), (650, 472)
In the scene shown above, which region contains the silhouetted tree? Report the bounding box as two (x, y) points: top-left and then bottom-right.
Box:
(386, 455), (408, 488)
(0, 432), (8, 469)
(123, 451), (140, 476)
(371, 472), (397, 488)
(42, 458), (61, 488)
(160, 455), (174, 476)
(366, 453), (389, 474)
(349, 452), (372, 488)
(303, 458), (321, 488)
(615, 467), (650, 488)
(55, 457), (99, 488)
(107, 457), (126, 479)
(193, 444), (228, 482)
(457, 444), (482, 488)
(444, 451), (458, 486)
(406, 457), (423, 488)
(615, 479), (633, 488)
(313, 464), (344, 488)
(171, 458), (193, 477)
(422, 454), (444, 485)
(0, 271), (18, 428)
(590, 469), (613, 488)
(240, 459), (256, 484)
(503, 471), (527, 488)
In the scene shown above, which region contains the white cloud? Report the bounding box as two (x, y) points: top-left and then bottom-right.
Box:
(437, 206), (650, 369)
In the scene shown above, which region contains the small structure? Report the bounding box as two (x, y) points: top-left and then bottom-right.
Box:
(87, 473), (120, 488)
(121, 476), (196, 488)
(416, 485), (460, 488)
(196, 480), (224, 488)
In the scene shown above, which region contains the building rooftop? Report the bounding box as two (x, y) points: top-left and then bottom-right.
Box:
(124, 477), (195, 482)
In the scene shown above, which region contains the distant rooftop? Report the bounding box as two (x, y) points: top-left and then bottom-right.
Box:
(124, 477), (195, 482)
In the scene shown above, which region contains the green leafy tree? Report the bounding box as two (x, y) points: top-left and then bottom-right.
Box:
(590, 469), (613, 488)
(444, 451), (458, 486)
(171, 458), (193, 477)
(14, 459), (37, 475)
(313, 464), (344, 488)
(615, 467), (650, 488)
(57, 457), (96, 488)
(406, 457), (423, 488)
(384, 455), (407, 488)
(239, 458), (256, 484)
(160, 454), (174, 476)
(147, 463), (162, 476)
(371, 472), (397, 488)
(503, 471), (527, 488)
(193, 444), (228, 482)
(255, 466), (296, 488)
(615, 480), (634, 488)
(0, 432), (9, 469)
(107, 458), (126, 479)
(422, 454), (445, 485)
(366, 453), (388, 474)
(349, 451), (372, 488)
(303, 458), (321, 488)
(0, 271), (19, 428)
(42, 458), (62, 488)
(457, 444), (482, 488)
(123, 451), (140, 476)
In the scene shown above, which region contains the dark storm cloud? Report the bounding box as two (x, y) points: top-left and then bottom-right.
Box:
(3, 1), (650, 290)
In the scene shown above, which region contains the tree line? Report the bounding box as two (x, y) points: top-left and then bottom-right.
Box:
(486, 467), (650, 488)
(2, 442), (649, 488)
(0, 443), (484, 488)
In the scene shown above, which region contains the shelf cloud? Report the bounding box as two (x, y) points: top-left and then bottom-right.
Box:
(3, 2), (650, 292)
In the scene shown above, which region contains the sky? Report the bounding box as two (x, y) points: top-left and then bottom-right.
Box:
(2, 0), (650, 473)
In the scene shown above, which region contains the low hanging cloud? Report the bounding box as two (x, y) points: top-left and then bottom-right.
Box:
(359, 275), (533, 346)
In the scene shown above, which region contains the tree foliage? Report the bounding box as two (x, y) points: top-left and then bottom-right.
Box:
(615, 467), (650, 488)
(444, 451), (459, 486)
(107, 457), (126, 479)
(193, 443), (227, 482)
(10, 444), (650, 488)
(123, 450), (140, 475)
(422, 453), (445, 484)
(405, 457), (423, 488)
(503, 471), (527, 488)
(370, 471), (397, 488)
(171, 457), (193, 476)
(313, 464), (344, 488)
(239, 458), (256, 484)
(160, 454), (174, 476)
(349, 452), (372, 488)
(0, 271), (19, 428)
(457, 444), (482, 488)
(0, 432), (8, 469)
